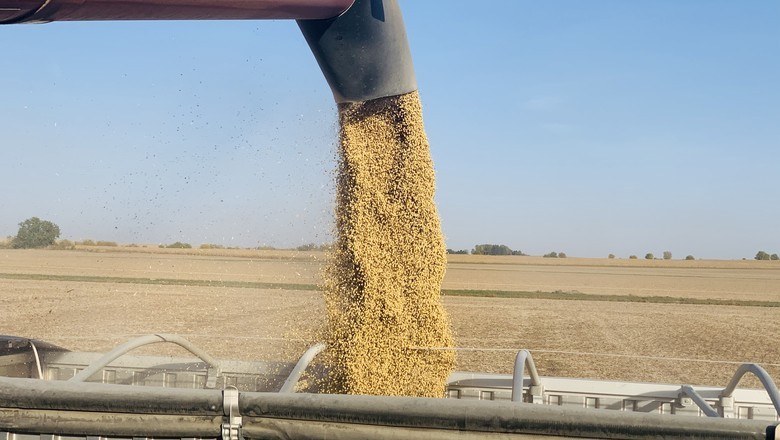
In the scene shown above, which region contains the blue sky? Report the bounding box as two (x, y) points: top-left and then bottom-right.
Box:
(1, 1), (778, 259)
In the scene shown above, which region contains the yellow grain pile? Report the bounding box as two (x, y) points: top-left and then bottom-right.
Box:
(322, 91), (455, 397)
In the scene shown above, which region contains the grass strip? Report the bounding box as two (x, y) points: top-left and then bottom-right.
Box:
(0, 272), (318, 291)
(441, 289), (780, 307)
(2, 272), (778, 308)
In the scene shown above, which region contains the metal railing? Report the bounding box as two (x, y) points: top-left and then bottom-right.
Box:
(280, 342), (326, 393)
(508, 349), (779, 420)
(679, 384), (720, 417)
(29, 336), (780, 421)
(511, 349), (543, 403)
(69, 334), (223, 387)
(720, 363), (780, 417)
(67, 334), (326, 393)
(674, 363), (780, 419)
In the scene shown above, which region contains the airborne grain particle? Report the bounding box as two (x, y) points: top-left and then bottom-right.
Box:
(323, 91), (455, 397)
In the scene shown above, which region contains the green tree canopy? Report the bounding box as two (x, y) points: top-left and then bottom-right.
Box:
(472, 244), (513, 255)
(164, 241), (192, 249)
(755, 251), (770, 261)
(12, 217), (60, 249)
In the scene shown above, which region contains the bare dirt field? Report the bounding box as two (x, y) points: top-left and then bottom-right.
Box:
(2, 247), (779, 387)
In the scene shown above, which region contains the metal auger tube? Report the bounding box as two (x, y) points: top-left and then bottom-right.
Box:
(0, 0), (355, 23)
(297, 0), (417, 103)
(1, 0), (416, 104)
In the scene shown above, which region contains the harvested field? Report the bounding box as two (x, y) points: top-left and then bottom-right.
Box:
(445, 260), (779, 302)
(1, 248), (779, 387)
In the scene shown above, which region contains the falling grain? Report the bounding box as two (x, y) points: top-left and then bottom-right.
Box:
(323, 91), (455, 397)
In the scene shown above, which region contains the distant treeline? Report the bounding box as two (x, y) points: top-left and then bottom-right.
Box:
(447, 244), (780, 261)
(448, 244), (565, 258)
(755, 251), (780, 261)
(3, 216), (779, 261)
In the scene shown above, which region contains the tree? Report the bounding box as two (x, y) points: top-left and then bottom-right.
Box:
(165, 241), (192, 249)
(543, 252), (558, 258)
(295, 243), (333, 251)
(663, 251), (672, 260)
(645, 253), (654, 260)
(629, 255), (638, 259)
(608, 254), (615, 259)
(472, 244), (513, 256)
(755, 251), (770, 261)
(772, 254), (779, 261)
(558, 252), (567, 258)
(685, 255), (695, 260)
(12, 217), (60, 249)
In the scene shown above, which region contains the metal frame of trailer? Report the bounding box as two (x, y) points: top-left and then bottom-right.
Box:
(1, 334), (778, 439)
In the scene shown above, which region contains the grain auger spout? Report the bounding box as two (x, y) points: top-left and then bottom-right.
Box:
(0, 0), (416, 103)
(296, 0), (416, 103)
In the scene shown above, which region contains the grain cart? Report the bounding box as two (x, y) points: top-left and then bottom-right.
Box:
(1, 0), (779, 438)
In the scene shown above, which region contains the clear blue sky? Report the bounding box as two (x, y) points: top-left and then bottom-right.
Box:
(1, 1), (778, 259)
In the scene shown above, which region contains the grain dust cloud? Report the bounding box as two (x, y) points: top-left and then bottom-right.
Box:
(322, 91), (455, 397)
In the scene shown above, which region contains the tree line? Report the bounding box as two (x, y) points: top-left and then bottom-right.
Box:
(5, 218), (780, 261)
(755, 251), (780, 261)
(449, 243), (780, 261)
(448, 244), (567, 258)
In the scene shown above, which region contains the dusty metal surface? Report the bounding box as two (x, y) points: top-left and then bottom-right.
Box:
(0, 376), (776, 439)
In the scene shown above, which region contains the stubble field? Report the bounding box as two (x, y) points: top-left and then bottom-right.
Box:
(1, 247), (779, 387)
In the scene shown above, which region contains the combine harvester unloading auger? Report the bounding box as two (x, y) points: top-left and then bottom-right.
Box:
(0, 0), (416, 103)
(1, 0), (779, 438)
